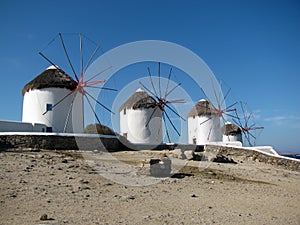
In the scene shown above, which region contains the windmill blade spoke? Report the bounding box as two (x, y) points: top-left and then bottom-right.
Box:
(244, 131), (252, 146)
(85, 79), (106, 86)
(79, 33), (83, 79)
(158, 62), (162, 98)
(251, 126), (264, 130)
(85, 95), (102, 125)
(81, 33), (99, 45)
(226, 133), (230, 141)
(224, 108), (237, 113)
(225, 102), (238, 111)
(249, 123), (256, 128)
(63, 92), (77, 133)
(40, 34), (59, 52)
(220, 114), (226, 124)
(224, 112), (239, 119)
(162, 114), (171, 143)
(211, 78), (220, 106)
(145, 106), (159, 127)
(139, 81), (159, 101)
(165, 104), (186, 121)
(59, 33), (79, 82)
(85, 66), (112, 83)
(167, 99), (185, 104)
(218, 80), (223, 106)
(42, 91), (75, 115)
(200, 87), (212, 102)
(207, 124), (213, 141)
(241, 130), (249, 145)
(200, 87), (220, 116)
(245, 112), (252, 127)
(85, 91), (115, 115)
(233, 108), (239, 121)
(247, 130), (256, 139)
(38, 52), (61, 71)
(240, 101), (247, 125)
(147, 67), (159, 97)
(220, 87), (231, 107)
(165, 83), (182, 98)
(164, 111), (181, 136)
(86, 86), (118, 91)
(232, 118), (243, 128)
(83, 45), (101, 74)
(200, 117), (212, 125)
(164, 68), (172, 99)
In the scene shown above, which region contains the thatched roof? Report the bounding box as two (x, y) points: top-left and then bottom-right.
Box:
(119, 88), (157, 111)
(22, 66), (77, 96)
(187, 99), (218, 118)
(222, 122), (242, 136)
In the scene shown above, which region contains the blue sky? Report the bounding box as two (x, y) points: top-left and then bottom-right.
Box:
(0, 0), (299, 152)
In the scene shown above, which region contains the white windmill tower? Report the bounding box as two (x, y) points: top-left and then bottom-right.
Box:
(22, 66), (84, 133)
(222, 122), (242, 143)
(119, 88), (163, 145)
(22, 33), (115, 134)
(187, 99), (222, 145)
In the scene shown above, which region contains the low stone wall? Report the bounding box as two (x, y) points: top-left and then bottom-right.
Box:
(0, 133), (200, 152)
(204, 144), (300, 171)
(0, 134), (124, 152)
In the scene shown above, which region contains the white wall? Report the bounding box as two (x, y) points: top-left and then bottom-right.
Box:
(188, 116), (198, 144)
(188, 115), (222, 145)
(197, 115), (221, 144)
(22, 88), (84, 133)
(71, 92), (84, 133)
(0, 120), (47, 132)
(250, 146), (279, 156)
(222, 133), (242, 143)
(120, 107), (162, 144)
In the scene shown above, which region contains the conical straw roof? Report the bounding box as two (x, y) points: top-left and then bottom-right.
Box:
(119, 88), (157, 111)
(187, 99), (218, 118)
(22, 66), (77, 95)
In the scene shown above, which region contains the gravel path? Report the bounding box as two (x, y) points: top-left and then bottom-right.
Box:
(0, 149), (299, 225)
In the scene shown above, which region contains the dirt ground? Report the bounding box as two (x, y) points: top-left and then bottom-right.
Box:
(0, 149), (299, 225)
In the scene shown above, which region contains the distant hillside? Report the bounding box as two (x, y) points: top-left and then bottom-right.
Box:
(84, 124), (115, 135)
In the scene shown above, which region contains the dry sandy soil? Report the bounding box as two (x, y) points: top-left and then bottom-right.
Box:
(0, 149), (299, 225)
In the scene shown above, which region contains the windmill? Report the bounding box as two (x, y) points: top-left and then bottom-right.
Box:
(233, 102), (264, 146)
(38, 33), (115, 132)
(138, 62), (186, 143)
(198, 79), (239, 142)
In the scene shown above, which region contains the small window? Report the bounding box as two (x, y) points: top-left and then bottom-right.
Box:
(123, 133), (127, 139)
(46, 104), (53, 112)
(193, 115), (195, 119)
(123, 108), (126, 115)
(46, 127), (52, 133)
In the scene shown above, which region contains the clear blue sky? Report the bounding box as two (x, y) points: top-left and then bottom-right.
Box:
(0, 0), (299, 152)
